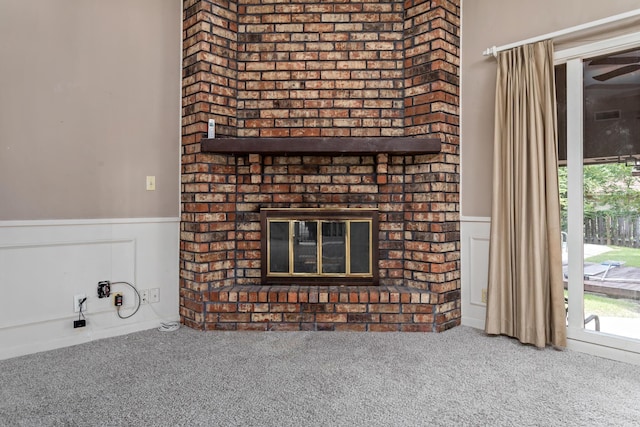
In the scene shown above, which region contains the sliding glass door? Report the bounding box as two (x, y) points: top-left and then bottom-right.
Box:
(557, 34), (640, 353)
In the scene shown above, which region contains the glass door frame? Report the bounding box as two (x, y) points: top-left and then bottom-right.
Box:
(556, 32), (640, 355)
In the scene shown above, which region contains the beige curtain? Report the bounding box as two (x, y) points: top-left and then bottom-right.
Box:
(485, 40), (567, 348)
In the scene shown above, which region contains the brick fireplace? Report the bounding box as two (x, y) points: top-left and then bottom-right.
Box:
(180, 0), (460, 332)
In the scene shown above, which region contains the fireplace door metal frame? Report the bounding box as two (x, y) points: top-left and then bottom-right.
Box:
(260, 208), (379, 285)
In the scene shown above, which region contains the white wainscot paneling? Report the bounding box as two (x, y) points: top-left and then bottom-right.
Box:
(461, 217), (491, 330)
(0, 240), (135, 326)
(0, 218), (180, 360)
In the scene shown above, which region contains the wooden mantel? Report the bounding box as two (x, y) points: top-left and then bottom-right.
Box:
(201, 137), (441, 155)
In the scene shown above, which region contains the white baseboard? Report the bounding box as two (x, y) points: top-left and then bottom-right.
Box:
(461, 316), (486, 330)
(0, 316), (180, 361)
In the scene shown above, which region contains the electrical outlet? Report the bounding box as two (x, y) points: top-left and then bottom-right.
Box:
(97, 281), (111, 298)
(149, 288), (160, 304)
(481, 288), (487, 304)
(140, 289), (149, 304)
(74, 294), (87, 313)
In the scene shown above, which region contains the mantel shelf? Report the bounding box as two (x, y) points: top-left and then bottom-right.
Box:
(201, 137), (441, 155)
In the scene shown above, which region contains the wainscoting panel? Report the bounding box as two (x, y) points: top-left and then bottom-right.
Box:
(0, 239), (135, 327)
(461, 217), (491, 329)
(0, 218), (180, 360)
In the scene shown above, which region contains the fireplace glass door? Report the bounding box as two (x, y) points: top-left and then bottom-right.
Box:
(321, 222), (346, 274)
(261, 209), (378, 285)
(294, 221), (318, 274)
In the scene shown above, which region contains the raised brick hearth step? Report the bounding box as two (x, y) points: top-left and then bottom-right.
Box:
(202, 285), (437, 332)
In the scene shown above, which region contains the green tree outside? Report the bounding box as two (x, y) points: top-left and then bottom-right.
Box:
(558, 163), (640, 233)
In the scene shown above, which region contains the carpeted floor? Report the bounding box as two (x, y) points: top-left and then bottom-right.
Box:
(1, 326), (639, 426)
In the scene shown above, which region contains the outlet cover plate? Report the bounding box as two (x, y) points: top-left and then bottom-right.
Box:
(74, 294), (87, 313)
(140, 289), (149, 304)
(149, 288), (160, 304)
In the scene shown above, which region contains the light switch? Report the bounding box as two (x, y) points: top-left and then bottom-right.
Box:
(146, 176), (156, 191)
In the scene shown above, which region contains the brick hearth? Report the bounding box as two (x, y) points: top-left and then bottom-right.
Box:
(205, 285), (443, 331)
(180, 0), (461, 333)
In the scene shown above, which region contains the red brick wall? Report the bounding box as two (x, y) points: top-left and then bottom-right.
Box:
(403, 0), (461, 330)
(236, 0), (405, 138)
(180, 0), (461, 331)
(183, 0), (238, 140)
(182, 0), (239, 328)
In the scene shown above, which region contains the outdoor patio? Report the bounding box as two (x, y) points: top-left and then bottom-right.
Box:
(563, 244), (640, 339)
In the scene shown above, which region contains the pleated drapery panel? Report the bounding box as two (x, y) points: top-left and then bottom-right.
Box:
(485, 40), (567, 348)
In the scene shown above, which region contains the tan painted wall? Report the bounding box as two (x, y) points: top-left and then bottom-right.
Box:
(0, 0), (181, 220)
(460, 0), (640, 217)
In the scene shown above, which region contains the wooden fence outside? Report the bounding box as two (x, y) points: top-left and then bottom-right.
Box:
(584, 215), (640, 248)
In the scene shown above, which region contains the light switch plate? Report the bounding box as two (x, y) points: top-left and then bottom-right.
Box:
(146, 176), (156, 191)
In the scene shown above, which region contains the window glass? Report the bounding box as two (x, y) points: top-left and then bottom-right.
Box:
(583, 47), (640, 162)
(556, 63), (567, 164)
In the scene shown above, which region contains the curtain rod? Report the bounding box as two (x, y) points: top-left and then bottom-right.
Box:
(482, 8), (640, 57)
